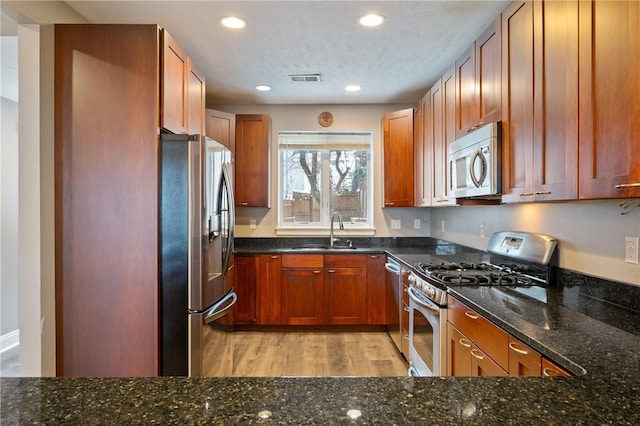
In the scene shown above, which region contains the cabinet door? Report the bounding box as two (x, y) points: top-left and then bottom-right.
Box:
(532, 0), (578, 201)
(455, 44), (476, 137)
(508, 339), (541, 376)
(382, 108), (414, 207)
(324, 267), (366, 325)
(501, 1), (535, 203)
(281, 268), (324, 325)
(502, 1), (579, 202)
(235, 114), (271, 207)
(447, 322), (472, 376)
(542, 357), (571, 377)
(578, 0), (640, 199)
(366, 254), (387, 325)
(475, 16), (502, 129)
(205, 109), (236, 156)
(430, 67), (457, 206)
(186, 58), (205, 135)
(413, 103), (426, 206)
(233, 256), (256, 324)
(416, 92), (433, 206)
(161, 30), (187, 134)
(257, 254), (281, 325)
(471, 347), (508, 377)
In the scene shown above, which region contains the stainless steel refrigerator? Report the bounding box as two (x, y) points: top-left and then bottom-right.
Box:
(159, 133), (236, 376)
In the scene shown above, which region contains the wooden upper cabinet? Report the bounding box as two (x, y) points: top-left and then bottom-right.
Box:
(205, 109), (236, 157)
(430, 68), (457, 206)
(161, 30), (188, 134)
(382, 108), (414, 207)
(186, 58), (205, 135)
(578, 0), (640, 199)
(413, 102), (426, 206)
(417, 91), (433, 206)
(235, 114), (271, 207)
(501, 0), (578, 203)
(455, 16), (501, 139)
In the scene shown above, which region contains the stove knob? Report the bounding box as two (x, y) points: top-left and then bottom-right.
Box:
(408, 275), (416, 284)
(426, 286), (435, 299)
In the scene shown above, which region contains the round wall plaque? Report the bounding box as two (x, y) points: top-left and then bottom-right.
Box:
(318, 111), (333, 127)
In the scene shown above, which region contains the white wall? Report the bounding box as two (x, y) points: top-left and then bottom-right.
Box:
(214, 103), (432, 239)
(430, 200), (640, 286)
(1, 95), (19, 338)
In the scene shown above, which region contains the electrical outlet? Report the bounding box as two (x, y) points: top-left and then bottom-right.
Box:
(250, 219), (256, 229)
(440, 220), (445, 233)
(391, 220), (401, 230)
(414, 219), (421, 229)
(625, 236), (639, 264)
(480, 224), (486, 239)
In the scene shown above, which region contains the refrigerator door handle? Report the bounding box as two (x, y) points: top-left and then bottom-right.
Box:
(219, 162), (235, 275)
(204, 290), (237, 324)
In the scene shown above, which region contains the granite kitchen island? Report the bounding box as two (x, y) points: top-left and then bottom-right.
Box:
(3, 239), (639, 425)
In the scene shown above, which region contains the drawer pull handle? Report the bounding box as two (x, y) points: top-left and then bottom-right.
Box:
(470, 349), (484, 360)
(327, 269), (336, 273)
(370, 255), (379, 259)
(313, 270), (321, 274)
(519, 192), (534, 197)
(615, 183), (640, 189)
(404, 306), (410, 312)
(459, 339), (472, 348)
(270, 255), (279, 259)
(403, 334), (409, 341)
(241, 202), (249, 206)
(509, 342), (529, 355)
(385, 202), (395, 206)
(534, 191), (551, 195)
(542, 368), (561, 377)
(464, 311), (478, 320)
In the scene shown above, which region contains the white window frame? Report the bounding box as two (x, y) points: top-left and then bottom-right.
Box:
(276, 131), (375, 236)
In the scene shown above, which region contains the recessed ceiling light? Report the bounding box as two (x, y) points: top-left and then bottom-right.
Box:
(359, 14), (385, 27)
(345, 85), (361, 92)
(256, 85), (271, 91)
(221, 16), (246, 29)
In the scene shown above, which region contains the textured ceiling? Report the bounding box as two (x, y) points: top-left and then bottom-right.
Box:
(65, 0), (509, 105)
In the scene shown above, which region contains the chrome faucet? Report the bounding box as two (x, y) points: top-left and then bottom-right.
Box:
(330, 211), (344, 247)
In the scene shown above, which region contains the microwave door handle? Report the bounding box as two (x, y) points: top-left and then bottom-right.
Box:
(469, 149), (487, 188)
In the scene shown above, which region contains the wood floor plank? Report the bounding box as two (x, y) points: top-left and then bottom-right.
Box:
(204, 330), (408, 377)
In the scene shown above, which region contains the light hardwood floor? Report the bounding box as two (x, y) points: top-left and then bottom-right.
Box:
(203, 330), (409, 377)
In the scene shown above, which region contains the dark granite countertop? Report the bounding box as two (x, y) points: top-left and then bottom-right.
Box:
(2, 239), (639, 424)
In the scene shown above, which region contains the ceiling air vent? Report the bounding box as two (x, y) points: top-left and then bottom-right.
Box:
(288, 73), (322, 82)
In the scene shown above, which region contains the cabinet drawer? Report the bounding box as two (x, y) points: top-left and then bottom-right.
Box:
(281, 254), (323, 268)
(447, 295), (509, 370)
(324, 254), (366, 268)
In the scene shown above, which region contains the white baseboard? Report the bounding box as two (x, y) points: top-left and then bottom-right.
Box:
(0, 330), (20, 353)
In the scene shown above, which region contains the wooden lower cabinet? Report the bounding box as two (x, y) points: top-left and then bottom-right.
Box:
(366, 254), (387, 325)
(508, 338), (542, 376)
(257, 254), (282, 325)
(233, 256), (257, 324)
(447, 295), (570, 377)
(237, 252), (386, 326)
(325, 255), (367, 325)
(542, 357), (571, 377)
(282, 268), (324, 325)
(447, 322), (508, 377)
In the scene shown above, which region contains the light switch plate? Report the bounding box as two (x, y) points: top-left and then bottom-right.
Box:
(414, 219), (420, 229)
(250, 219), (256, 229)
(391, 220), (401, 230)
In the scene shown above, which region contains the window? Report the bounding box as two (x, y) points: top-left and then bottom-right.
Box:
(278, 131), (373, 231)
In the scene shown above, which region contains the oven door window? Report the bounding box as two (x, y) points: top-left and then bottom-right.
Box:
(408, 288), (443, 376)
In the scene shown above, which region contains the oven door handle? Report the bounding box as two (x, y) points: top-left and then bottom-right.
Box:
(408, 286), (442, 314)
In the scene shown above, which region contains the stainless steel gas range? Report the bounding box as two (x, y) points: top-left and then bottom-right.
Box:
(406, 231), (558, 377)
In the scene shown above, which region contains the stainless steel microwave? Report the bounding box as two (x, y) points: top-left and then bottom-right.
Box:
(448, 122), (501, 198)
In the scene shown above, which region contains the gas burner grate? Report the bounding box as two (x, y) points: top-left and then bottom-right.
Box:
(416, 261), (536, 287)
